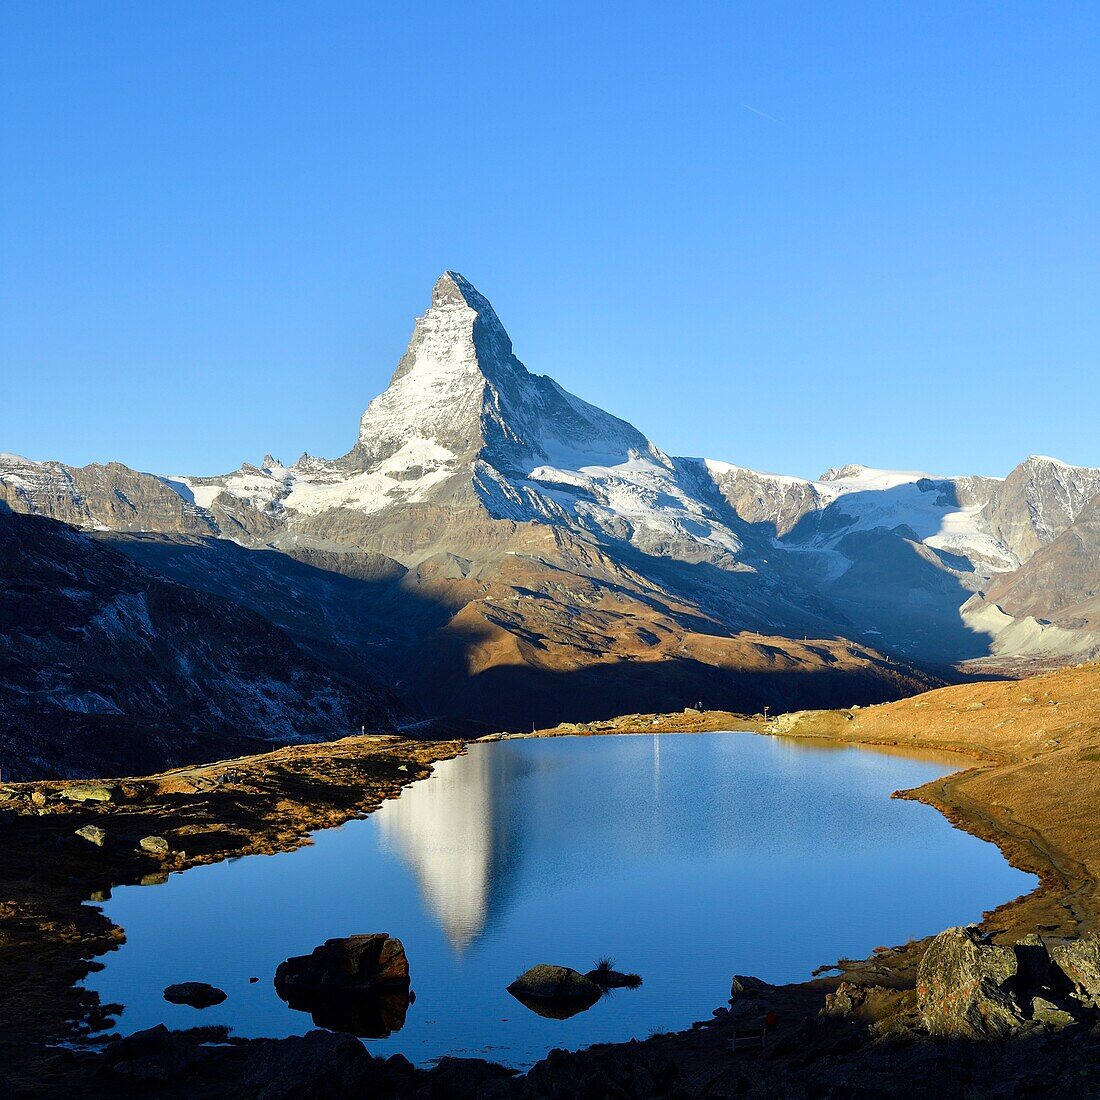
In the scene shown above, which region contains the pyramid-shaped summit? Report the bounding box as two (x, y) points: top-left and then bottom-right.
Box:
(381, 271), (518, 394)
(353, 271), (654, 478)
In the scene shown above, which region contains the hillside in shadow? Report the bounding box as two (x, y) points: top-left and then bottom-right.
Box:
(733, 477), (1000, 663)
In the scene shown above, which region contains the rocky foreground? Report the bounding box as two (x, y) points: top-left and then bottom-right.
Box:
(3, 665), (1100, 1097)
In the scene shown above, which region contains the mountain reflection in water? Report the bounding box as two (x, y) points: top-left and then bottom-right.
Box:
(84, 733), (1036, 1068)
(376, 743), (528, 951)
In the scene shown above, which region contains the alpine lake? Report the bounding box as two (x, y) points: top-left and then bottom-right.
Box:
(84, 732), (1035, 1068)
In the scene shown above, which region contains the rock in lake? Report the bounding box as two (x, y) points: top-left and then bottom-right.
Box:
(274, 935), (412, 1038)
(507, 965), (602, 1018)
(585, 966), (642, 989)
(163, 982), (227, 1008)
(139, 835), (169, 855)
(275, 934), (409, 995)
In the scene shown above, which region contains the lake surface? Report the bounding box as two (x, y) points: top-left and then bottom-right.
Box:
(85, 733), (1035, 1067)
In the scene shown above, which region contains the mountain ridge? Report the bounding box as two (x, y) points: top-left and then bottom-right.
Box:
(2, 272), (1098, 773)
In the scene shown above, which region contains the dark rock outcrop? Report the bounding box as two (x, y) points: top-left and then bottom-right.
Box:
(240, 1030), (374, 1099)
(104, 1024), (212, 1082)
(424, 1057), (518, 1099)
(917, 926), (1089, 1039)
(274, 935), (411, 1037)
(730, 974), (772, 1002)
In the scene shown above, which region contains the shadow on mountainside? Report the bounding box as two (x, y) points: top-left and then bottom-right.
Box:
(0, 507), (400, 780)
(3, 477), (1004, 779)
(411, 643), (939, 731)
(729, 477), (1000, 664)
(97, 502), (990, 733)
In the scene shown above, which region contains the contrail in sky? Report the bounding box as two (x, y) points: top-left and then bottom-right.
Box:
(741, 103), (780, 122)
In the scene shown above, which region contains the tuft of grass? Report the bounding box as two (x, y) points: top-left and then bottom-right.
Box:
(593, 956), (616, 972)
(622, 973), (643, 988)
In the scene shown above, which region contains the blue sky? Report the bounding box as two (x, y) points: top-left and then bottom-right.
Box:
(2, 2), (1097, 479)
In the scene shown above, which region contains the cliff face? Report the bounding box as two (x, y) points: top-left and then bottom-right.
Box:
(0, 507), (397, 779)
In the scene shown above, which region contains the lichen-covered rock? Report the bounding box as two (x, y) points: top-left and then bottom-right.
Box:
(916, 926), (1026, 1038)
(75, 824), (107, 847)
(821, 981), (868, 1018)
(1051, 935), (1100, 1007)
(139, 835), (169, 855)
(60, 785), (115, 803)
(1030, 996), (1076, 1027)
(507, 964), (601, 1003)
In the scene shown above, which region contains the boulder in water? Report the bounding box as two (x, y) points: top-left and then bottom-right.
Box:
(275, 934), (409, 996)
(507, 965), (601, 1018)
(585, 964), (642, 989)
(274, 935), (412, 1038)
(163, 982), (226, 1009)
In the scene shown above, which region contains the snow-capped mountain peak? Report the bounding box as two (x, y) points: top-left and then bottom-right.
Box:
(4, 271), (1100, 672)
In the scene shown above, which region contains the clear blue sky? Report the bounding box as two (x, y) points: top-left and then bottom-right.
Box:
(2, 2), (1097, 480)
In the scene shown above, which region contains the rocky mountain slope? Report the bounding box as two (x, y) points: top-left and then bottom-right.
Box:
(706, 455), (1100, 661)
(0, 506), (396, 778)
(2, 272), (1097, 768)
(962, 494), (1100, 659)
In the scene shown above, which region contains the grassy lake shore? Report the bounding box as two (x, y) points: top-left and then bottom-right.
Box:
(2, 663), (1099, 1095)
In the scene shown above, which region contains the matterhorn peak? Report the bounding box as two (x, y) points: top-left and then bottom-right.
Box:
(347, 272), (524, 470)
(344, 271), (661, 487)
(431, 270), (487, 310)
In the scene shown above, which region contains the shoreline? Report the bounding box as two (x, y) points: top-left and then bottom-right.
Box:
(2, 665), (1098, 1095)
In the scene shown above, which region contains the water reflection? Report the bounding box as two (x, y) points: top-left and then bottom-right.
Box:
(375, 743), (528, 950)
(277, 986), (413, 1038)
(373, 732), (989, 957)
(85, 733), (1037, 1068)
